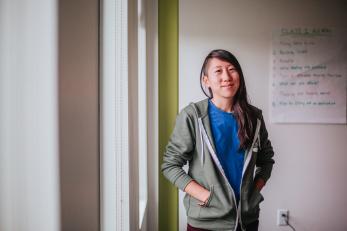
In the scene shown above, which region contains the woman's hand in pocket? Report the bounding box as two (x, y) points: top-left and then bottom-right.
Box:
(184, 180), (211, 206)
(255, 178), (265, 191)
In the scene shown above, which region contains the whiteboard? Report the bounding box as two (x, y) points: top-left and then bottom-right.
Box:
(270, 27), (347, 124)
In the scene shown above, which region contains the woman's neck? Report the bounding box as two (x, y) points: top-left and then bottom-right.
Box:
(211, 97), (234, 112)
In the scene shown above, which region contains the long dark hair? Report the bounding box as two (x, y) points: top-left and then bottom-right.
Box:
(200, 49), (255, 150)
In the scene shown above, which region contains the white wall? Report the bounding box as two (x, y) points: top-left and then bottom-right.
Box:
(0, 0), (60, 230)
(179, 0), (347, 230)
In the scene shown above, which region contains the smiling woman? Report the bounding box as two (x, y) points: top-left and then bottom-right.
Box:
(161, 49), (275, 231)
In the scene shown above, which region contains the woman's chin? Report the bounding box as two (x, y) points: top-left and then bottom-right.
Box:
(222, 92), (237, 99)
(214, 95), (236, 101)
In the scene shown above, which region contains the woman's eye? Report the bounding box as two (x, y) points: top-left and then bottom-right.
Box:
(215, 70), (221, 73)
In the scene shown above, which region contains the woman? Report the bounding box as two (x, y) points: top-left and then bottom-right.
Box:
(161, 49), (275, 231)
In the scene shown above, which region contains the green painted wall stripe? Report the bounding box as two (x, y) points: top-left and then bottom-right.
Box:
(158, 0), (179, 230)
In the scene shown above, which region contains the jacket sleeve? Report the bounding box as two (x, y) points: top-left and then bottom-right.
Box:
(255, 112), (275, 184)
(161, 108), (196, 191)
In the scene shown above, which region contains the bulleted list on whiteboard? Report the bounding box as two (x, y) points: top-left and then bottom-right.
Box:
(270, 27), (346, 124)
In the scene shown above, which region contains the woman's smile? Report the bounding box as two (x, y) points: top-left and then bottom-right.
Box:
(221, 83), (234, 88)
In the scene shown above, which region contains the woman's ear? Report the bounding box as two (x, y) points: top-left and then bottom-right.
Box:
(202, 75), (209, 87)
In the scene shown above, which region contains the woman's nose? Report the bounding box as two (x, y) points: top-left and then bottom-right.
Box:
(222, 69), (232, 81)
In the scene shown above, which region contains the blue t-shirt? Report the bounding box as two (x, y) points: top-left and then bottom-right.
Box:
(208, 100), (245, 202)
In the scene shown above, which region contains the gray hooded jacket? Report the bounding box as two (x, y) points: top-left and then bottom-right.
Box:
(161, 98), (275, 231)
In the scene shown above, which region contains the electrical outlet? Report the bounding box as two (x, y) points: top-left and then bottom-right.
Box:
(277, 209), (289, 226)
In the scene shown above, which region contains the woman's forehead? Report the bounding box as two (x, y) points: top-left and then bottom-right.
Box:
(207, 58), (235, 69)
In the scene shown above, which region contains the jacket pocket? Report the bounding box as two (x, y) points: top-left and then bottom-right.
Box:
(185, 193), (201, 218)
(198, 184), (235, 220)
(248, 188), (264, 211)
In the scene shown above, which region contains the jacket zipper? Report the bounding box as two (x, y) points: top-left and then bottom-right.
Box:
(198, 118), (239, 231)
(198, 118), (261, 231)
(238, 118), (261, 231)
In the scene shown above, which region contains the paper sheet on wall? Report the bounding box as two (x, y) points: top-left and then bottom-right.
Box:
(270, 28), (347, 124)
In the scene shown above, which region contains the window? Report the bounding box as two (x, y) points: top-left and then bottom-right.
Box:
(138, 0), (148, 227)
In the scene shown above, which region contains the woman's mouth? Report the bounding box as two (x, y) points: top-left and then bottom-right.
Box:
(222, 84), (233, 88)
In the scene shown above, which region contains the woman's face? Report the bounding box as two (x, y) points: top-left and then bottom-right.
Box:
(203, 58), (240, 101)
